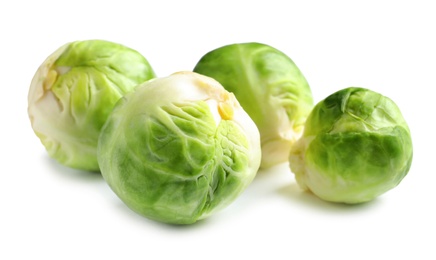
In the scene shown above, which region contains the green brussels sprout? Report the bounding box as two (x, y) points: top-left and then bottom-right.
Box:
(97, 71), (261, 224)
(28, 40), (155, 171)
(289, 87), (413, 204)
(193, 42), (313, 168)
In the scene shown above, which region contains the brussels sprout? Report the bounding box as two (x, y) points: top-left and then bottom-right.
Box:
(98, 71), (261, 224)
(28, 40), (155, 171)
(289, 87), (413, 204)
(193, 42), (313, 168)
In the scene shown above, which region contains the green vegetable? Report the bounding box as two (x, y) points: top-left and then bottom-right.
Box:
(97, 71), (261, 224)
(193, 42), (313, 168)
(28, 40), (155, 171)
(289, 87), (413, 203)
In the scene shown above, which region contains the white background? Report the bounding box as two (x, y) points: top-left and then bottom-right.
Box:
(1, 0), (435, 259)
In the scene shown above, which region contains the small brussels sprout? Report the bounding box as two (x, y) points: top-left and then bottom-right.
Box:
(193, 42), (313, 168)
(289, 87), (413, 204)
(28, 40), (155, 171)
(98, 71), (261, 224)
